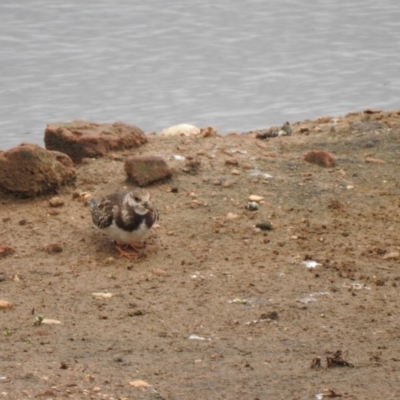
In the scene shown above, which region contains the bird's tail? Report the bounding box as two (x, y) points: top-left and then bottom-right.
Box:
(87, 197), (98, 212)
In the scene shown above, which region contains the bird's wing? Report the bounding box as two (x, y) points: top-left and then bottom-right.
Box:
(88, 198), (114, 229)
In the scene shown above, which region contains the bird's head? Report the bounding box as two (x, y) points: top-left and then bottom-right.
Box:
(124, 189), (152, 215)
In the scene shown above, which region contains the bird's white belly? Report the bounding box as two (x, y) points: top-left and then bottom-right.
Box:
(100, 221), (149, 245)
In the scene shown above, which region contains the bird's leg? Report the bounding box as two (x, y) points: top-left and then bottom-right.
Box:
(114, 244), (138, 259)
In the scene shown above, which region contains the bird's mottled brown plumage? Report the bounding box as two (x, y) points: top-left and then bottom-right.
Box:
(88, 188), (158, 246)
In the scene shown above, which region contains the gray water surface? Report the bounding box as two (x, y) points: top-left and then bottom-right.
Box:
(1, 0), (399, 150)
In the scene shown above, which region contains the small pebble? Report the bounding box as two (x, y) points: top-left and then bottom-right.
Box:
(43, 243), (63, 254)
(245, 201), (259, 211)
(226, 213), (238, 219)
(49, 197), (64, 207)
(225, 158), (239, 166)
(0, 300), (12, 309)
(383, 252), (400, 260)
(256, 222), (272, 231)
(222, 181), (234, 188)
(249, 195), (264, 202)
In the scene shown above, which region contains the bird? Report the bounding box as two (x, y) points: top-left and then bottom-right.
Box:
(88, 188), (158, 258)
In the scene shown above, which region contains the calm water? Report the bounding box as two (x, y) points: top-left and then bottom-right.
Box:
(1, 0), (399, 150)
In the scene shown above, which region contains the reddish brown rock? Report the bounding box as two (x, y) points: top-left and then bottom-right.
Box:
(0, 244), (15, 258)
(44, 120), (147, 163)
(125, 155), (172, 186)
(0, 143), (76, 196)
(49, 150), (74, 168)
(304, 150), (336, 168)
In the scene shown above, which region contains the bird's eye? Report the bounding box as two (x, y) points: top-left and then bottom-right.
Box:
(134, 197), (140, 202)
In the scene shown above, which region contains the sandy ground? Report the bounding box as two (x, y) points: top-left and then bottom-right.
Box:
(1, 110), (400, 400)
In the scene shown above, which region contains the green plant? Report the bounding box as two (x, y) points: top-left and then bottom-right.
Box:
(4, 329), (12, 336)
(33, 315), (45, 326)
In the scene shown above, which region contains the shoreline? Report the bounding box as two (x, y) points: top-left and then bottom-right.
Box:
(1, 107), (400, 398)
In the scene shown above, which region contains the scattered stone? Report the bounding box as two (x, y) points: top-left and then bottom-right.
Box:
(92, 293), (113, 298)
(245, 201), (259, 211)
(71, 190), (91, 203)
(226, 213), (238, 219)
(364, 108), (382, 114)
(263, 152), (276, 158)
(42, 318), (62, 325)
(125, 155), (172, 186)
(328, 199), (343, 210)
(128, 380), (151, 388)
(60, 362), (68, 370)
(255, 222), (272, 231)
(43, 243), (63, 254)
(365, 157), (385, 164)
(260, 311), (278, 320)
(0, 143), (76, 196)
(225, 158), (239, 166)
(383, 252), (400, 260)
(222, 181), (235, 188)
(44, 120), (147, 163)
(160, 123), (200, 137)
(152, 268), (169, 276)
(200, 126), (218, 137)
(49, 197), (64, 207)
(0, 244), (15, 258)
(129, 380), (151, 388)
(231, 169), (240, 175)
(0, 300), (12, 309)
(249, 195), (264, 203)
(172, 154), (186, 161)
(304, 150), (336, 167)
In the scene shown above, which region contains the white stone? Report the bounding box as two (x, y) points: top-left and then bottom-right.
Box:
(160, 124), (200, 137)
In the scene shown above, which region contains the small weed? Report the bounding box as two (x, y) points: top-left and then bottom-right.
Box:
(4, 329), (12, 336)
(108, 273), (116, 280)
(33, 315), (45, 326)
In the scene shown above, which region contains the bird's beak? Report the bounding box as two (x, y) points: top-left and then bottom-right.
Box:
(144, 201), (152, 209)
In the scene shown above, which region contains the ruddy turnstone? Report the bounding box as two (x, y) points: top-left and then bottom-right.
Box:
(88, 188), (158, 258)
